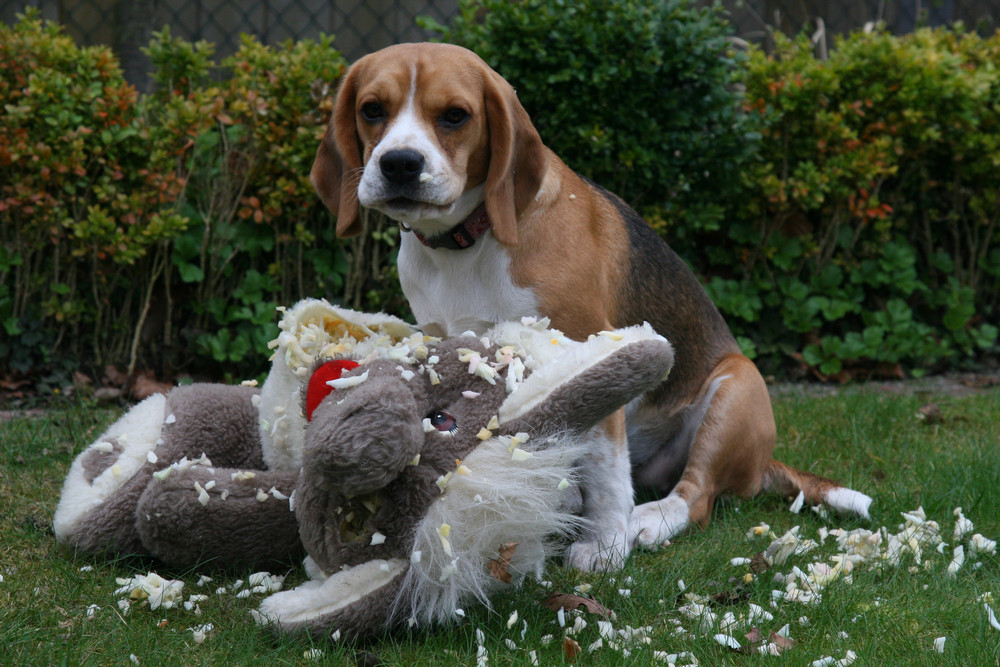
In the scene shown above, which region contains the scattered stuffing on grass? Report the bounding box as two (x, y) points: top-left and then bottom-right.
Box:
(74, 501), (996, 664)
(477, 502), (997, 665)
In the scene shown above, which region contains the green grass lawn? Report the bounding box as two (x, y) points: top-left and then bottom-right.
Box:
(1, 385), (998, 666)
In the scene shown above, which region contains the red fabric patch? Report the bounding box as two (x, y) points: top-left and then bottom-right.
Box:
(306, 359), (360, 421)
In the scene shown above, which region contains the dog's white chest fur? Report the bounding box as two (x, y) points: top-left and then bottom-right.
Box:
(397, 231), (540, 337)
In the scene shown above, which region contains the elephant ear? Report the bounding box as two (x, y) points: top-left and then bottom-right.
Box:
(395, 323), (673, 628)
(497, 323), (674, 434)
(255, 558), (408, 641)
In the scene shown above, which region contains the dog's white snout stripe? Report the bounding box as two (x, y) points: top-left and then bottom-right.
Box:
(358, 63), (462, 214)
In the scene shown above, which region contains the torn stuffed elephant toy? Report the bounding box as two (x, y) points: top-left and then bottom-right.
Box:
(53, 299), (674, 639)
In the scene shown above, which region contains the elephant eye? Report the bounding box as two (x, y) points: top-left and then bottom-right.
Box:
(428, 410), (457, 434)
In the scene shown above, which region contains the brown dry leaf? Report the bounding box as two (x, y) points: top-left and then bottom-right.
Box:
(0, 375), (30, 391)
(749, 551), (770, 574)
(739, 627), (794, 656)
(487, 542), (519, 584)
(104, 365), (128, 387)
(736, 627), (764, 655)
(711, 586), (751, 606)
(542, 592), (613, 619)
(768, 631), (795, 652)
(562, 637), (581, 664)
(130, 373), (172, 400)
(94, 386), (123, 402)
(56, 604), (74, 631)
(879, 362), (906, 380)
(72, 371), (93, 388)
(917, 402), (943, 425)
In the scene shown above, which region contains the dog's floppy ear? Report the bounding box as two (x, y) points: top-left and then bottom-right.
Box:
(311, 65), (363, 238)
(483, 70), (546, 247)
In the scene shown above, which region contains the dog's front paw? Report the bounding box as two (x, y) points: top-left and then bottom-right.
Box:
(567, 536), (629, 572)
(630, 495), (689, 549)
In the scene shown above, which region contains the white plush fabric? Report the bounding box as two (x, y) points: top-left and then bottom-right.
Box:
(257, 298), (416, 470)
(497, 322), (669, 424)
(824, 487), (873, 519)
(53, 393), (167, 539)
(399, 434), (587, 626)
(257, 558), (407, 625)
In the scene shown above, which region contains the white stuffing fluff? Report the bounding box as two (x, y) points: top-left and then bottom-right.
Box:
(396, 433), (587, 627)
(53, 393), (168, 540)
(496, 322), (670, 424)
(326, 370), (369, 389)
(257, 299), (417, 471)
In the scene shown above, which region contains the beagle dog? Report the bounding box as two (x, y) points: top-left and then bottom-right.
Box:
(311, 43), (872, 571)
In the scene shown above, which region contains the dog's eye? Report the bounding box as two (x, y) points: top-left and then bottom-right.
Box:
(360, 102), (386, 123)
(428, 410), (458, 434)
(440, 107), (470, 128)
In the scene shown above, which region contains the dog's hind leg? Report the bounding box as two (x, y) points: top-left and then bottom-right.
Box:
(629, 354), (872, 549)
(630, 354), (777, 548)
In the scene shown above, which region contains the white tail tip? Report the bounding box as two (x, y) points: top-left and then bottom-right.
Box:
(823, 487), (873, 519)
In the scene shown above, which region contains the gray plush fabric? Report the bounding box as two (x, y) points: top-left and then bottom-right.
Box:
(501, 339), (674, 434)
(62, 462), (157, 556)
(136, 466), (302, 569)
(80, 438), (124, 484)
(54, 382), (302, 569)
(162, 384), (265, 468)
(303, 369), (423, 498)
(295, 340), (515, 578)
(53, 306), (675, 641)
(268, 566), (407, 642)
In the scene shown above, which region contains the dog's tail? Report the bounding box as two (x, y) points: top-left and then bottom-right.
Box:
(760, 459), (872, 519)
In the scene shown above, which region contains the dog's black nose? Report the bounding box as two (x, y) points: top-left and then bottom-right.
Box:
(379, 149), (425, 186)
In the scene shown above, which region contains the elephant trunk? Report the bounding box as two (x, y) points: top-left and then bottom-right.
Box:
(302, 373), (422, 499)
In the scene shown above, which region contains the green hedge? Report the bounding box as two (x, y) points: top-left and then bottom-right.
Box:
(423, 0), (758, 236)
(2, 7), (998, 391)
(1, 13), (190, 383)
(429, 2), (998, 379)
(714, 28), (1000, 379)
(1, 12), (357, 386)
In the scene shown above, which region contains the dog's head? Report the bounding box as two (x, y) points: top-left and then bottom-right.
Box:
(311, 43), (547, 246)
